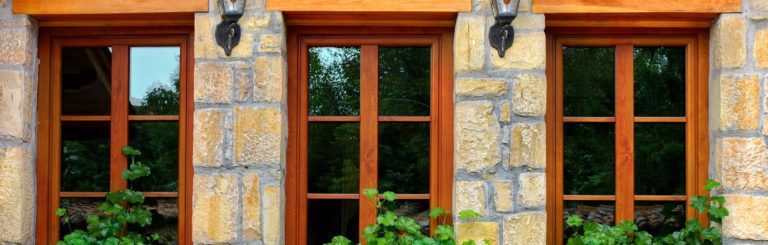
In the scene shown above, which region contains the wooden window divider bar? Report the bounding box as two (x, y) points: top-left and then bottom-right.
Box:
(307, 193), (360, 200)
(379, 116), (431, 122)
(562, 117), (615, 123)
(562, 195), (616, 201)
(633, 117), (686, 123)
(60, 115), (111, 121)
(307, 116), (360, 122)
(634, 195), (687, 201)
(128, 115), (180, 121)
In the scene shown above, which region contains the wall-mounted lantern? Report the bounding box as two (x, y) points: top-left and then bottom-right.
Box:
(216, 0), (247, 56)
(489, 0), (520, 58)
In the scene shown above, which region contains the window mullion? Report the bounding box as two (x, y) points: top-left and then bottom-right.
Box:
(110, 45), (130, 192)
(359, 44), (379, 239)
(614, 44), (635, 223)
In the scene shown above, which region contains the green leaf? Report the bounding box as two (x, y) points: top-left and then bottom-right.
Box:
(565, 215), (582, 227)
(363, 189), (379, 199)
(377, 211), (397, 226)
(690, 196), (708, 213)
(458, 210), (481, 220)
(704, 179), (721, 191)
(121, 146), (142, 157)
(56, 208), (67, 217)
(382, 191), (397, 202)
(434, 225), (454, 240)
(326, 236), (353, 245)
(429, 207), (448, 219)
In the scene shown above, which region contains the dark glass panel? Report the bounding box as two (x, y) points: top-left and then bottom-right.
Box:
(378, 123), (429, 194)
(129, 47), (181, 115)
(309, 47), (360, 116)
(563, 123), (615, 195)
(635, 201), (685, 236)
(635, 123), (686, 195)
(59, 198), (103, 237)
(382, 200), (430, 235)
(129, 121), (179, 192)
(634, 47), (686, 117)
(563, 47), (615, 117)
(61, 121), (110, 192)
(378, 47), (431, 116)
(308, 123), (359, 193)
(563, 201), (615, 241)
(130, 198), (179, 244)
(61, 47), (112, 115)
(307, 199), (359, 244)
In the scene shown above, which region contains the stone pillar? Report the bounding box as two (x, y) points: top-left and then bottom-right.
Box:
(712, 1), (768, 243)
(191, 0), (286, 243)
(0, 0), (37, 244)
(453, 0), (547, 244)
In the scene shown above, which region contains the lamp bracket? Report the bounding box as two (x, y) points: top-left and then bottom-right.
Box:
(489, 16), (516, 58)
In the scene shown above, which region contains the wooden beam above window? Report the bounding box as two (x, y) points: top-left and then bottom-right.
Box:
(267, 0), (471, 13)
(533, 0), (741, 14)
(12, 0), (208, 15)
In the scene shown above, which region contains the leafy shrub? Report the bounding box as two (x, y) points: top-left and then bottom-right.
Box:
(566, 179), (728, 245)
(57, 146), (160, 244)
(325, 189), (489, 245)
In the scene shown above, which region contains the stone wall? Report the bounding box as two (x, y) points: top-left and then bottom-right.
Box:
(191, 0), (287, 243)
(712, 0), (768, 243)
(453, 0), (548, 244)
(0, 0), (37, 244)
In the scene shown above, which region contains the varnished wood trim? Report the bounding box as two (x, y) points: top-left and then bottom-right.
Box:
(60, 115), (110, 121)
(128, 115), (180, 121)
(563, 117), (615, 123)
(563, 195), (616, 201)
(284, 12), (457, 27)
(533, 0), (740, 14)
(268, 0), (470, 13)
(379, 116), (431, 122)
(307, 194), (360, 200)
(307, 116), (360, 122)
(634, 195), (687, 201)
(13, 0), (207, 15)
(634, 117), (686, 123)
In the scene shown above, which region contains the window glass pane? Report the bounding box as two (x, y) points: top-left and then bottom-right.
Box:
(383, 200), (430, 235)
(59, 198), (103, 237)
(563, 123), (615, 195)
(634, 47), (686, 117)
(635, 201), (685, 236)
(564, 201), (615, 241)
(308, 123), (359, 193)
(129, 47), (181, 115)
(309, 47), (360, 116)
(635, 123), (686, 195)
(307, 199), (359, 244)
(61, 47), (112, 115)
(61, 121), (110, 192)
(563, 47), (615, 117)
(131, 198), (178, 244)
(378, 123), (429, 194)
(129, 121), (179, 192)
(378, 47), (430, 116)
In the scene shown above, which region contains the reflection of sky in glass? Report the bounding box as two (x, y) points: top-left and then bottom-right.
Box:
(129, 47), (180, 105)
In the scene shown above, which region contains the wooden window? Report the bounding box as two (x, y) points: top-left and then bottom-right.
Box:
(546, 29), (710, 243)
(286, 27), (454, 245)
(36, 28), (194, 244)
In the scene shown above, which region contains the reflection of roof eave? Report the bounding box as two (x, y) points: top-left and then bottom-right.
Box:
(84, 48), (111, 94)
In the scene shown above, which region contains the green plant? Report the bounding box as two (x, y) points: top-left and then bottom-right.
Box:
(325, 189), (489, 245)
(57, 146), (160, 245)
(566, 179), (729, 245)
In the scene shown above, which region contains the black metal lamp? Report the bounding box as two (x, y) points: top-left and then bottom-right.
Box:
(489, 0), (520, 58)
(216, 0), (247, 56)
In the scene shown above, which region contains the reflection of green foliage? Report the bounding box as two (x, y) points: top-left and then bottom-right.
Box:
(563, 123), (615, 195)
(309, 123), (360, 193)
(133, 55), (181, 116)
(378, 47), (430, 116)
(309, 47), (360, 116)
(634, 47), (685, 116)
(378, 123), (429, 194)
(61, 132), (110, 192)
(563, 47), (615, 117)
(129, 122), (179, 192)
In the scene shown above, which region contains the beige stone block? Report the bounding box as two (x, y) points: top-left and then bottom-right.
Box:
(254, 56), (285, 103)
(511, 14), (545, 31)
(234, 107), (282, 165)
(499, 101), (511, 123)
(263, 185), (282, 245)
(455, 15), (486, 72)
(503, 212), (546, 245)
(512, 74), (546, 117)
(195, 63), (233, 103)
(509, 123), (546, 168)
(456, 78), (508, 97)
(219, 31), (255, 58)
(716, 138), (768, 191)
(456, 101), (501, 172)
(192, 174), (239, 243)
(235, 71), (251, 102)
(456, 222), (499, 245)
(0, 147), (34, 243)
(756, 29), (768, 68)
(517, 173), (546, 208)
(722, 194), (768, 240)
(475, 0), (491, 11)
(712, 15), (746, 68)
(259, 34), (283, 53)
(193, 109), (226, 167)
(752, 0), (768, 11)
(491, 32), (545, 70)
(519, 0), (531, 12)
(719, 74), (759, 131)
(241, 12), (271, 30)
(0, 29), (32, 65)
(456, 181), (487, 215)
(493, 181), (514, 212)
(194, 15), (218, 59)
(0, 70), (31, 141)
(243, 174), (261, 240)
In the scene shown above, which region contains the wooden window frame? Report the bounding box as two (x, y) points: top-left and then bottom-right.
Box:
(545, 28), (710, 244)
(36, 27), (194, 244)
(286, 26), (454, 245)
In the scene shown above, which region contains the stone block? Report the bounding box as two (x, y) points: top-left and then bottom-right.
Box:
(0, 147), (34, 243)
(722, 194), (768, 240)
(263, 185), (282, 245)
(192, 174), (239, 243)
(456, 101), (501, 172)
(491, 32), (545, 70)
(456, 78), (508, 97)
(259, 34), (283, 53)
(194, 15), (218, 59)
(456, 181), (487, 216)
(493, 181), (514, 212)
(716, 138), (768, 191)
(719, 74), (759, 131)
(0, 70), (32, 141)
(194, 63), (233, 103)
(499, 101), (511, 123)
(243, 174), (261, 240)
(512, 74), (546, 117)
(517, 172), (546, 208)
(254, 56), (285, 103)
(503, 212), (546, 245)
(712, 15), (746, 68)
(193, 109), (226, 167)
(456, 222), (499, 245)
(455, 15), (486, 72)
(234, 107), (282, 165)
(509, 123), (546, 168)
(0, 29), (32, 65)
(755, 29), (768, 68)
